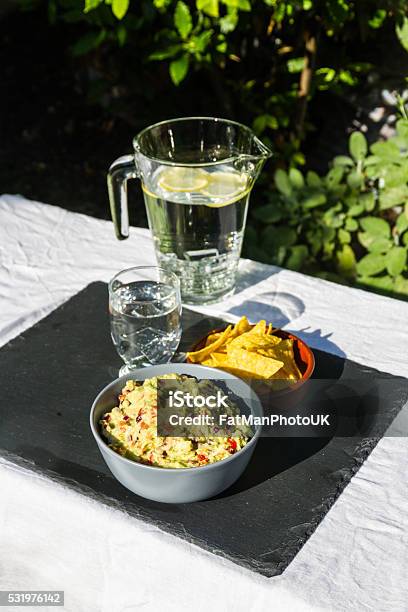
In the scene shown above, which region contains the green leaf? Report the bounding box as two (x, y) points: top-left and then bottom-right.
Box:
(72, 29), (106, 55)
(196, 0), (219, 17)
(253, 114), (278, 133)
(286, 245), (308, 271)
(325, 166), (344, 188)
(394, 275), (408, 295)
(360, 191), (375, 212)
(347, 171), (363, 189)
(117, 25), (127, 46)
(84, 0), (103, 13)
(262, 226), (297, 249)
(219, 8), (238, 33)
(169, 54), (189, 85)
(302, 192), (326, 209)
(333, 155), (354, 167)
(379, 186), (408, 210)
(112, 0), (129, 20)
(336, 245), (356, 279)
(289, 168), (304, 189)
(315, 67), (336, 88)
(338, 228), (351, 244)
(306, 229), (322, 256)
(154, 0), (173, 7)
(357, 231), (392, 254)
(349, 132), (367, 161)
(306, 171), (321, 187)
(287, 58), (305, 73)
(356, 253), (387, 276)
(396, 212), (408, 234)
(339, 70), (358, 86)
(372, 239), (391, 254)
(348, 203), (364, 217)
(396, 119), (408, 141)
(252, 204), (283, 223)
(358, 275), (394, 292)
(379, 165), (408, 189)
(386, 246), (407, 277)
(324, 209), (344, 228)
(345, 218), (358, 232)
(274, 169), (292, 197)
(368, 9), (386, 29)
(174, 1), (192, 38)
(363, 155), (381, 167)
(322, 226), (336, 242)
(149, 45), (181, 60)
(193, 30), (213, 52)
(222, 0), (250, 10)
(216, 39), (227, 53)
(359, 216), (390, 238)
(396, 17), (408, 52)
(323, 240), (335, 258)
(371, 140), (401, 161)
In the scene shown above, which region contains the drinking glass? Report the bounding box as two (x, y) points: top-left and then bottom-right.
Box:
(109, 266), (182, 375)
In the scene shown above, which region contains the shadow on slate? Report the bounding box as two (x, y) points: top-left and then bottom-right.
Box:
(0, 282), (407, 577)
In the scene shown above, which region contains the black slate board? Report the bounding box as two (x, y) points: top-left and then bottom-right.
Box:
(0, 282), (407, 577)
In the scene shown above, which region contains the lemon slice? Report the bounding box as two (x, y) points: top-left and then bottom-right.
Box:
(158, 167), (209, 192)
(202, 171), (249, 207)
(204, 171), (247, 197)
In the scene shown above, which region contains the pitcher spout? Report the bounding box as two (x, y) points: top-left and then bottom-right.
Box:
(232, 133), (272, 180)
(250, 134), (273, 161)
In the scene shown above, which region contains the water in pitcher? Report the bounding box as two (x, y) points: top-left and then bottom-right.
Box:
(142, 164), (251, 304)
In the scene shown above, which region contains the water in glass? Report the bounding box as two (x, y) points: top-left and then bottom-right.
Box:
(110, 279), (181, 369)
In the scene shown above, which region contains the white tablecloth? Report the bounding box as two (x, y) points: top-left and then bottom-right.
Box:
(0, 194), (407, 612)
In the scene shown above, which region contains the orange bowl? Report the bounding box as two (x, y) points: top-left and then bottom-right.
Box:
(186, 324), (315, 394)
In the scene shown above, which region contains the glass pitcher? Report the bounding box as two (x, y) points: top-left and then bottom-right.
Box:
(107, 117), (272, 304)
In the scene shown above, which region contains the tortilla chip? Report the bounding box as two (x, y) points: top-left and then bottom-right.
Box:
(201, 357), (217, 366)
(247, 320), (267, 336)
(228, 347), (283, 378)
(187, 325), (232, 363)
(228, 330), (281, 352)
(210, 352), (229, 366)
(217, 364), (266, 379)
(231, 316), (252, 337)
(205, 332), (221, 346)
(271, 339), (302, 379)
(188, 317), (302, 383)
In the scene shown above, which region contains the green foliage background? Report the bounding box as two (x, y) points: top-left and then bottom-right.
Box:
(247, 122), (408, 299)
(19, 0), (408, 299)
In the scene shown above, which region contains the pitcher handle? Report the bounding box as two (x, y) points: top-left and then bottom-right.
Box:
(107, 155), (138, 240)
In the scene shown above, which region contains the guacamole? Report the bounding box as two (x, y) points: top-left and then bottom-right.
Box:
(99, 374), (250, 469)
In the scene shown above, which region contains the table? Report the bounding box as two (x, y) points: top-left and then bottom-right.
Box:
(0, 194), (407, 612)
